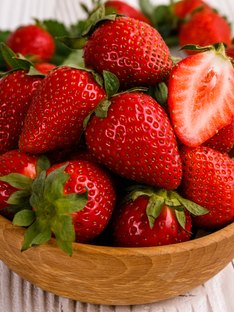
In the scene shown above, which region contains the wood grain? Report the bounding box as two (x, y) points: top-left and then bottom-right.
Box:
(0, 215), (233, 305)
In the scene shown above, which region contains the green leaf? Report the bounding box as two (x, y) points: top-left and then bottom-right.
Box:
(53, 215), (76, 256)
(175, 209), (186, 230)
(44, 165), (70, 200)
(172, 191), (209, 216)
(154, 82), (168, 108)
(0, 173), (32, 190)
(21, 220), (44, 251)
(81, 4), (106, 36)
(103, 70), (120, 97)
(27, 66), (45, 77)
(94, 99), (112, 118)
(139, 0), (155, 22)
(36, 156), (51, 175)
(58, 36), (88, 50)
(13, 209), (35, 227)
(55, 191), (88, 214)
(62, 50), (85, 68)
(7, 190), (30, 205)
(0, 43), (32, 71)
(31, 229), (52, 246)
(146, 195), (165, 229)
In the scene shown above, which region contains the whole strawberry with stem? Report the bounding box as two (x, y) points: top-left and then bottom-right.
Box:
(82, 12), (173, 89)
(6, 24), (55, 63)
(85, 91), (182, 190)
(13, 159), (116, 255)
(168, 43), (234, 147)
(19, 66), (106, 154)
(0, 149), (49, 219)
(111, 186), (207, 247)
(180, 145), (234, 230)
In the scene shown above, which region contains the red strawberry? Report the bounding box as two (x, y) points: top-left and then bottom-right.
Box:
(0, 149), (49, 218)
(168, 44), (234, 147)
(6, 24), (55, 63)
(105, 0), (151, 24)
(0, 70), (42, 154)
(226, 44), (234, 59)
(19, 66), (106, 154)
(178, 10), (232, 53)
(111, 187), (207, 247)
(83, 16), (173, 89)
(85, 92), (182, 190)
(180, 145), (234, 230)
(34, 62), (56, 75)
(14, 159), (116, 255)
(173, 0), (211, 19)
(203, 118), (234, 153)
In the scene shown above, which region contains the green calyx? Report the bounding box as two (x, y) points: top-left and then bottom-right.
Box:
(0, 155), (50, 215)
(13, 164), (88, 256)
(0, 43), (44, 77)
(58, 4), (116, 50)
(123, 186), (208, 229)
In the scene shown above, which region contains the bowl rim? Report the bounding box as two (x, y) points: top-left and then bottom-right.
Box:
(1, 214), (233, 256)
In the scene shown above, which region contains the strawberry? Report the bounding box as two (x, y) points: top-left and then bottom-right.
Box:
(168, 44), (234, 147)
(13, 159), (116, 255)
(111, 186), (207, 247)
(105, 0), (151, 24)
(178, 10), (232, 53)
(173, 0), (211, 19)
(203, 118), (234, 153)
(0, 149), (49, 218)
(85, 91), (182, 190)
(19, 66), (106, 154)
(180, 145), (234, 230)
(83, 16), (173, 89)
(226, 43), (234, 59)
(6, 24), (55, 63)
(34, 62), (56, 75)
(0, 70), (42, 154)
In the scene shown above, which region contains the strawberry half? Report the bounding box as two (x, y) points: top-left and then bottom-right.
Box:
(168, 44), (234, 147)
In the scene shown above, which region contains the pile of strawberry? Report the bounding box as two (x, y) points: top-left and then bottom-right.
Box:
(0, 0), (233, 256)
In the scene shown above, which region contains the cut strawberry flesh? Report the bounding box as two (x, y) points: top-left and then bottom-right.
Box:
(168, 50), (234, 147)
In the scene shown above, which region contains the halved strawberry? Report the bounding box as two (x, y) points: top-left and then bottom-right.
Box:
(168, 44), (234, 147)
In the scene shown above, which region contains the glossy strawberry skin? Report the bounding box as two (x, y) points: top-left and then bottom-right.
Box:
(84, 17), (173, 89)
(204, 119), (234, 153)
(105, 0), (151, 24)
(0, 150), (38, 211)
(179, 11), (232, 53)
(47, 159), (116, 243)
(111, 196), (192, 247)
(19, 66), (106, 154)
(85, 92), (182, 190)
(180, 146), (234, 230)
(7, 25), (55, 63)
(173, 0), (211, 19)
(0, 70), (42, 154)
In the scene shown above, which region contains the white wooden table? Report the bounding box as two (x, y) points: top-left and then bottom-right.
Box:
(0, 0), (233, 311)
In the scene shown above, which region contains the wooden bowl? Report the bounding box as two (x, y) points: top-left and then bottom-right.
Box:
(0, 214), (233, 306)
